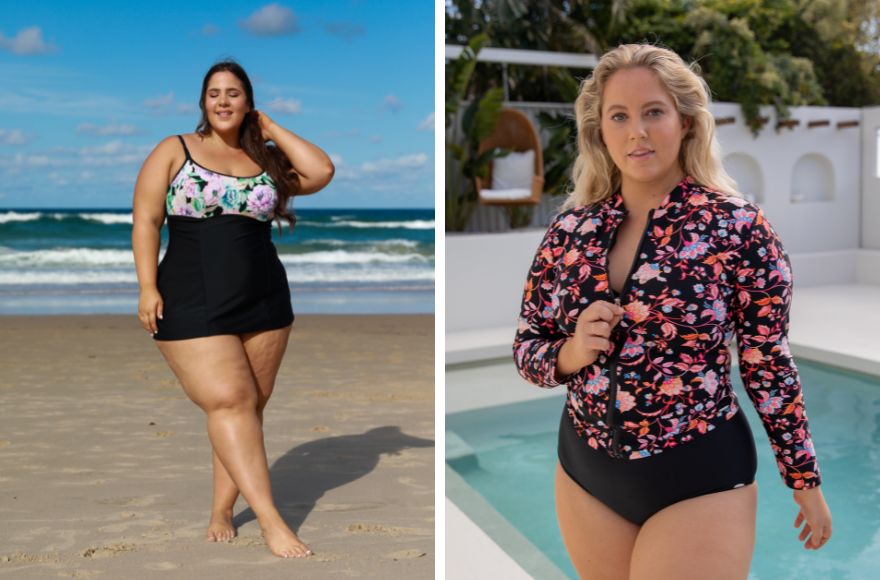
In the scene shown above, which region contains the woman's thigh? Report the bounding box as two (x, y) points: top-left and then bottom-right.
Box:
(240, 324), (292, 404)
(555, 462), (640, 580)
(155, 334), (258, 412)
(629, 482), (758, 580)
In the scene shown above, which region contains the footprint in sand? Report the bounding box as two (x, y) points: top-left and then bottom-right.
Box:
(384, 549), (427, 560)
(144, 561), (181, 570)
(346, 523), (431, 537)
(81, 543), (136, 559)
(314, 502), (384, 513)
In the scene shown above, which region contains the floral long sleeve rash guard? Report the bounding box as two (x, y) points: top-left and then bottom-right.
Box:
(513, 175), (821, 490)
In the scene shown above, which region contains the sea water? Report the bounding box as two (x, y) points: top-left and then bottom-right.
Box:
(0, 208), (434, 314)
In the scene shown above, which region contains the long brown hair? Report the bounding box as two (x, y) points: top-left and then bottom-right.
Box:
(195, 59), (300, 231)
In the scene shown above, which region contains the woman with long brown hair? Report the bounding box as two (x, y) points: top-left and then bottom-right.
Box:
(131, 59), (334, 558)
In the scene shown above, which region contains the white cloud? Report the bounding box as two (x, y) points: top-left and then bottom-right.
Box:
(417, 112), (434, 132)
(202, 24), (220, 36)
(321, 128), (360, 139)
(265, 97), (302, 114)
(144, 92), (174, 109)
(240, 3), (300, 37)
(324, 21), (365, 40)
(76, 123), (140, 136)
(0, 129), (28, 145)
(382, 94), (403, 113)
(361, 153), (428, 174)
(143, 92), (195, 116)
(0, 26), (57, 56)
(329, 153), (344, 165)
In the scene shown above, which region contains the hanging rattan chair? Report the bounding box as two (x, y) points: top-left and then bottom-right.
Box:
(475, 108), (544, 206)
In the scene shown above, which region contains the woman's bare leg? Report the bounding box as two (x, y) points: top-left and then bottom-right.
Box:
(206, 325), (292, 541)
(555, 462), (640, 579)
(156, 330), (308, 558)
(628, 482), (757, 580)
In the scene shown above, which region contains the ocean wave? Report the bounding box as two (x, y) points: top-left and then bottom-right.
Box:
(0, 247), (433, 267)
(300, 219), (434, 230)
(0, 211), (43, 224)
(75, 213), (133, 225)
(0, 248), (141, 266)
(320, 238), (420, 248)
(0, 267), (434, 286)
(279, 251), (431, 265)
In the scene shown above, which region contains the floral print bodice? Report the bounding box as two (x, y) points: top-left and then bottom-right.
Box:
(165, 136), (278, 222)
(513, 175), (821, 490)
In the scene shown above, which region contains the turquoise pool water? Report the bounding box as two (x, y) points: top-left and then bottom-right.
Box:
(447, 358), (880, 579)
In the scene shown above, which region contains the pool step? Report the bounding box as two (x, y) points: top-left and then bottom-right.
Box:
(446, 431), (480, 473)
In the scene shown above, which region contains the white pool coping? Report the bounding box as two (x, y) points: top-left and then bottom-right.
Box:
(445, 282), (880, 579)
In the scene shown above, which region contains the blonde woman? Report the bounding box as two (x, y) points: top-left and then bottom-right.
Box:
(513, 44), (831, 578)
(132, 60), (334, 558)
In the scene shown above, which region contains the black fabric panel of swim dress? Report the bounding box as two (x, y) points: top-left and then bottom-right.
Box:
(152, 214), (293, 341)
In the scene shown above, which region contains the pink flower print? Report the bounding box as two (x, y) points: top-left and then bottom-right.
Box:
(193, 164), (214, 180)
(246, 184), (276, 216)
(659, 376), (684, 397)
(741, 348), (764, 365)
(633, 262), (663, 284)
(687, 192), (708, 206)
(170, 193), (190, 216)
(577, 218), (599, 235)
(559, 214), (579, 233)
(203, 176), (224, 206)
(678, 234), (710, 260)
(184, 180), (199, 198)
(584, 374), (609, 395)
(703, 369), (719, 396)
(733, 208), (756, 232)
(701, 299), (727, 322)
(626, 300), (650, 323)
(617, 390), (636, 412)
(620, 337), (645, 359)
(563, 248), (581, 266)
(757, 390), (784, 415)
(772, 258), (792, 284)
(684, 312), (697, 324)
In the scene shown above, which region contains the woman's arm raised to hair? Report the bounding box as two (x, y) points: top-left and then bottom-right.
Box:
(264, 121), (335, 195)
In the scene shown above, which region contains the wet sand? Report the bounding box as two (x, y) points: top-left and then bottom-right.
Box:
(0, 314), (434, 579)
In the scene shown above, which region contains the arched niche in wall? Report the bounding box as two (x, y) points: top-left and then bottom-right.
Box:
(722, 153), (764, 204)
(790, 154), (835, 203)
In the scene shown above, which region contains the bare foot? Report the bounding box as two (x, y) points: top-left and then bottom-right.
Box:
(261, 521), (313, 558)
(206, 509), (236, 542)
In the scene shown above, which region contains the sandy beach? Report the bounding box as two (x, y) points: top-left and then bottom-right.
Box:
(0, 314), (434, 579)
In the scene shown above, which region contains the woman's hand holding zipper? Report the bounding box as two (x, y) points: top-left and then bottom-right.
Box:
(555, 300), (626, 380)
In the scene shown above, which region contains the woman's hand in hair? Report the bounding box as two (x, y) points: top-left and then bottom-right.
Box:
(253, 109), (276, 142)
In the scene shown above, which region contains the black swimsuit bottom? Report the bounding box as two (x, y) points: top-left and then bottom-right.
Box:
(558, 405), (757, 525)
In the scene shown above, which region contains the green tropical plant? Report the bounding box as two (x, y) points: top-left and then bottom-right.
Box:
(537, 69), (581, 198)
(446, 34), (507, 231)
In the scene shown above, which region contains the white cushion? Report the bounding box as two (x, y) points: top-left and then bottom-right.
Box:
(491, 149), (534, 190)
(479, 188), (532, 201)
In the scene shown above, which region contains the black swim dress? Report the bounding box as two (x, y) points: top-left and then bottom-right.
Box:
(152, 135), (294, 341)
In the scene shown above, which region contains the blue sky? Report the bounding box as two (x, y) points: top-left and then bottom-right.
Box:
(0, 1), (435, 209)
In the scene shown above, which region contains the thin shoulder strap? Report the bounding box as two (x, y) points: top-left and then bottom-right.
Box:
(176, 135), (192, 160)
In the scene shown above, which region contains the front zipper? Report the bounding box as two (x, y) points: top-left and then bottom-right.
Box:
(604, 208), (654, 459)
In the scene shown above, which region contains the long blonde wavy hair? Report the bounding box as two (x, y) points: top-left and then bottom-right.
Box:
(563, 43), (742, 211)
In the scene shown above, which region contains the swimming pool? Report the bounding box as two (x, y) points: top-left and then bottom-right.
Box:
(447, 357), (880, 579)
